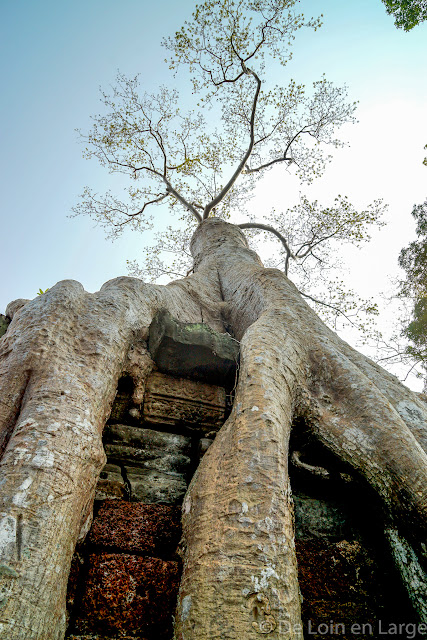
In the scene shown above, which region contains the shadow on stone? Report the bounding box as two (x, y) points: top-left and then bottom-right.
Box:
(148, 309), (239, 386)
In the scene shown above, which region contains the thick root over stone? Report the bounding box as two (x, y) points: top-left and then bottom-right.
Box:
(0, 218), (426, 639)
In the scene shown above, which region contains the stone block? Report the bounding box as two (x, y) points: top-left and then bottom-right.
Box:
(143, 371), (226, 434)
(125, 466), (187, 505)
(296, 538), (374, 603)
(294, 494), (349, 540)
(87, 500), (181, 557)
(95, 463), (126, 501)
(75, 554), (179, 638)
(295, 537), (416, 638)
(104, 424), (192, 474)
(148, 308), (239, 385)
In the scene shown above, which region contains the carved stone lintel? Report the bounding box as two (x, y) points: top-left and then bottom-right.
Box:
(143, 372), (226, 434)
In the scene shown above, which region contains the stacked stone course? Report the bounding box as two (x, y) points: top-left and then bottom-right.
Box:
(66, 369), (224, 639)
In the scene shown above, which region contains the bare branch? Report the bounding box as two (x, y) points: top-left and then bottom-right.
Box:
(295, 217), (362, 258)
(203, 67), (262, 219)
(163, 177), (203, 223)
(129, 192), (169, 217)
(299, 289), (370, 333)
(245, 125), (309, 173)
(239, 221), (294, 274)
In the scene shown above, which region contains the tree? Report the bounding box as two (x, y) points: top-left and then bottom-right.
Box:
(0, 1), (426, 638)
(381, 0), (427, 30)
(74, 4), (385, 336)
(399, 199), (427, 386)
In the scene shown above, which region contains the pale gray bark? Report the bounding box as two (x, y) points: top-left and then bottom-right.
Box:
(175, 219), (427, 639)
(0, 274), (221, 639)
(0, 219), (426, 639)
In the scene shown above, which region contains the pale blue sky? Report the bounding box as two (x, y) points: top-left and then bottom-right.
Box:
(1, 0), (426, 335)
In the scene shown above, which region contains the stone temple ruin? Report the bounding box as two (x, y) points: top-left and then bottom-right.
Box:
(1, 310), (419, 639)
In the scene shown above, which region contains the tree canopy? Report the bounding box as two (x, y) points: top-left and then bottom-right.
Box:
(382, 0), (427, 30)
(399, 200), (427, 382)
(75, 0), (354, 226)
(74, 0), (386, 337)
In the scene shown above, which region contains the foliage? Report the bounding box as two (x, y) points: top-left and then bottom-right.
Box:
(399, 200), (427, 299)
(405, 298), (427, 363)
(381, 0), (427, 30)
(74, 0), (385, 339)
(239, 195), (386, 335)
(399, 200), (427, 379)
(74, 0), (357, 229)
(249, 194), (385, 272)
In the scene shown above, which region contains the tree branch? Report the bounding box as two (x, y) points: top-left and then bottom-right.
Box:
(202, 66), (262, 219)
(163, 177), (203, 223)
(245, 126), (310, 174)
(299, 290), (362, 330)
(238, 222), (295, 275)
(126, 192), (169, 218)
(244, 154), (294, 174)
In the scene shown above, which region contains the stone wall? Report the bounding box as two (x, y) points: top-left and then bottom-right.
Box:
(67, 502), (181, 639)
(64, 370), (420, 640)
(65, 370), (226, 640)
(64, 314), (420, 639)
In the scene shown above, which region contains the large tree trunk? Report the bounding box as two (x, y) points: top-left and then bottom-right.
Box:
(175, 219), (427, 639)
(0, 219), (426, 639)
